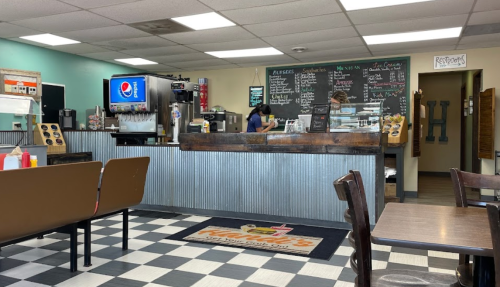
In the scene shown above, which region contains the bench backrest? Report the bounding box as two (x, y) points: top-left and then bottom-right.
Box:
(0, 161), (102, 244)
(95, 157), (150, 217)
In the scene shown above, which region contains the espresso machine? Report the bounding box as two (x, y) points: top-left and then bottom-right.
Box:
(59, 109), (76, 130)
(201, 111), (242, 133)
(169, 80), (200, 143)
(108, 74), (175, 145)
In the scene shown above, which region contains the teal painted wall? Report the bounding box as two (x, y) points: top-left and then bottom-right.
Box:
(0, 38), (142, 130)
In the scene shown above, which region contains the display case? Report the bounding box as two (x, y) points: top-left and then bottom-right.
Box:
(329, 102), (382, 132)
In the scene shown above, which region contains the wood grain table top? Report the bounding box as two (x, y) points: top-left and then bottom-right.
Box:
(372, 203), (493, 257)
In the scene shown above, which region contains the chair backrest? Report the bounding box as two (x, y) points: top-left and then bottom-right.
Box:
(0, 162), (102, 244)
(334, 170), (372, 287)
(486, 203), (500, 287)
(450, 168), (500, 207)
(95, 157), (150, 217)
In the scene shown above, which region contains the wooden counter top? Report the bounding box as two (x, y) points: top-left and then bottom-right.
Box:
(179, 132), (386, 154)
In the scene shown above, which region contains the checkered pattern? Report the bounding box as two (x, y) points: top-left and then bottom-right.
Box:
(0, 210), (458, 287)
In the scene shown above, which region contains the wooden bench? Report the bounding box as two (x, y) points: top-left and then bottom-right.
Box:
(80, 157), (150, 266)
(0, 162), (102, 272)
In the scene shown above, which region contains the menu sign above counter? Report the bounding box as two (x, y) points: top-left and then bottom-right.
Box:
(266, 57), (409, 125)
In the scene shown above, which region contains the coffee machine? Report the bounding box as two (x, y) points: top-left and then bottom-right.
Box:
(59, 109), (76, 130)
(108, 74), (176, 145)
(201, 111), (242, 133)
(169, 80), (200, 143)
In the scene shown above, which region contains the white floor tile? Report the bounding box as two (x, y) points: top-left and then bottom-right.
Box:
(388, 252), (428, 267)
(227, 254), (271, 268)
(246, 269), (295, 287)
(56, 272), (113, 287)
(109, 229), (149, 239)
(7, 281), (51, 287)
(91, 225), (104, 232)
(429, 267), (456, 275)
(334, 280), (356, 287)
(104, 215), (125, 221)
(191, 275), (242, 287)
(112, 239), (154, 250)
(152, 226), (186, 235)
(148, 219), (179, 226)
(59, 256), (111, 271)
(143, 284), (173, 287)
(159, 239), (188, 246)
(176, 259), (223, 275)
(76, 234), (105, 243)
(0, 263), (54, 279)
(428, 251), (459, 259)
(274, 253), (310, 262)
(10, 249), (58, 262)
(115, 251), (162, 264)
(372, 259), (388, 270)
(108, 222), (143, 229)
(182, 216), (210, 223)
(298, 262), (343, 280)
(166, 246), (209, 258)
(371, 244), (392, 252)
(61, 243), (108, 255)
(119, 265), (171, 282)
(334, 246), (354, 257)
(212, 246), (245, 253)
(16, 238), (60, 248)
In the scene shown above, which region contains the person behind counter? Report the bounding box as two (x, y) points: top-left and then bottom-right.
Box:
(246, 104), (275, 133)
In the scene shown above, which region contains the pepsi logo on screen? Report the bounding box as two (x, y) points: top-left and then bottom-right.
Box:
(119, 81), (138, 99)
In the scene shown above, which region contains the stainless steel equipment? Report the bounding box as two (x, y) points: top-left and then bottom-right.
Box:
(201, 111), (242, 133)
(169, 80), (200, 142)
(59, 109), (76, 130)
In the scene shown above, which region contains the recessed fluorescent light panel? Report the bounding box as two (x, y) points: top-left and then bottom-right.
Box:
(363, 27), (462, 45)
(206, 47), (283, 58)
(115, 58), (158, 65)
(340, 0), (436, 11)
(171, 12), (235, 30)
(20, 34), (80, 46)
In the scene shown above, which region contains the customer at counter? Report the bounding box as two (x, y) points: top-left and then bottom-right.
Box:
(246, 104), (275, 133)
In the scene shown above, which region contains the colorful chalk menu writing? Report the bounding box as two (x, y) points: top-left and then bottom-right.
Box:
(266, 57), (409, 125)
(249, 86), (264, 107)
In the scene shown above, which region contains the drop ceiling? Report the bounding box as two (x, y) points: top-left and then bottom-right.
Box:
(0, 0), (499, 72)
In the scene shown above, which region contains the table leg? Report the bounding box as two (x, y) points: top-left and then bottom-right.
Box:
(473, 255), (495, 287)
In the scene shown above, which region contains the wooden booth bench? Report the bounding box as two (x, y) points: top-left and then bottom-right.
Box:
(0, 162), (102, 272)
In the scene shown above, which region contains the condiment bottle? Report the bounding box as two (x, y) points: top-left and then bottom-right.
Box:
(30, 155), (38, 167)
(22, 149), (30, 168)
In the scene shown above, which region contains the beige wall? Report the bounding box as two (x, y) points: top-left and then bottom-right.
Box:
(173, 46), (500, 195)
(418, 73), (462, 172)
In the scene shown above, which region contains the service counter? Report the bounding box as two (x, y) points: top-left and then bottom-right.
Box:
(1, 130), (385, 228)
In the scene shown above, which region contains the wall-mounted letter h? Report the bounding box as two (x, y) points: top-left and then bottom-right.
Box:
(426, 101), (450, 142)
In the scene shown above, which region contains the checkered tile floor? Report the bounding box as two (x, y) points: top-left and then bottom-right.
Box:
(0, 210), (459, 287)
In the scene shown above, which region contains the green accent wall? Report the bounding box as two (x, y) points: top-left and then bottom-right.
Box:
(0, 38), (143, 130)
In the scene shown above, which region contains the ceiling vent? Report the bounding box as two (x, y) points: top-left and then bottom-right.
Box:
(128, 19), (193, 35)
(291, 47), (307, 53)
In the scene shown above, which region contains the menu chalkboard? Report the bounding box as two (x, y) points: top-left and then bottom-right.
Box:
(266, 57), (409, 125)
(249, 86), (264, 107)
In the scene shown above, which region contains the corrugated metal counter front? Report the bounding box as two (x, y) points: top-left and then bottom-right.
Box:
(63, 131), (384, 228)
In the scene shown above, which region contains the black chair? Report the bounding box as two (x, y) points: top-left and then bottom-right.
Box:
(334, 170), (459, 287)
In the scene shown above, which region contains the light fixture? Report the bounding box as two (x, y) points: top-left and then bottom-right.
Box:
(171, 12), (235, 30)
(363, 27), (462, 45)
(115, 58), (158, 65)
(291, 47), (307, 53)
(206, 47), (283, 58)
(20, 34), (80, 46)
(340, 0), (437, 11)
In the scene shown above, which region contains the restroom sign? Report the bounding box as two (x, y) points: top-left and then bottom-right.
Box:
(434, 54), (466, 70)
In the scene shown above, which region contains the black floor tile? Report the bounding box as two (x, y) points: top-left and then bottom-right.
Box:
(134, 232), (168, 242)
(93, 228), (122, 236)
(92, 237), (123, 246)
(145, 255), (191, 269)
(0, 275), (19, 287)
(34, 252), (82, 266)
(41, 241), (81, 252)
(210, 264), (258, 281)
(26, 267), (81, 286)
(91, 247), (133, 260)
(98, 277), (147, 287)
(286, 275), (336, 287)
(93, 220), (121, 227)
(90, 261), (140, 276)
(0, 245), (32, 257)
(139, 243), (180, 254)
(129, 210), (180, 219)
(153, 270), (205, 287)
(0, 258), (29, 272)
(131, 224), (164, 232)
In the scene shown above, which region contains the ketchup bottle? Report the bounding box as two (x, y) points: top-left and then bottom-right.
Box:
(22, 149), (31, 168)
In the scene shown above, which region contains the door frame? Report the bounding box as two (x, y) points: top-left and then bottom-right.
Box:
(472, 71), (482, 175)
(460, 83), (466, 171)
(41, 82), (66, 123)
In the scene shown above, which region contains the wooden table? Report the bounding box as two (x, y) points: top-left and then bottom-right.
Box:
(372, 203), (494, 286)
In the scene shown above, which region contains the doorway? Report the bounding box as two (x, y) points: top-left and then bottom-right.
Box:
(41, 83), (65, 124)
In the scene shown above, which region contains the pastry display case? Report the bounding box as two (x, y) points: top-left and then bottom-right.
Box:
(329, 102), (382, 133)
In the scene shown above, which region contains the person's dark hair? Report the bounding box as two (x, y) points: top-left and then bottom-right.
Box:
(247, 104), (272, 121)
(331, 91), (349, 103)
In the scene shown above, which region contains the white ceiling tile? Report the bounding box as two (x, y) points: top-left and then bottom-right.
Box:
(225, 54), (298, 64)
(459, 33), (500, 44)
(150, 53), (215, 64)
(292, 46), (370, 60)
(368, 38), (459, 52)
(356, 14), (468, 36)
(90, 0), (213, 24)
(50, 43), (110, 54)
(159, 26), (255, 45)
(244, 13), (350, 37)
(80, 51), (134, 60)
(58, 0), (140, 9)
(237, 59), (301, 67)
(262, 27), (358, 47)
(297, 53), (372, 63)
(0, 23), (42, 38)
(121, 46), (198, 57)
(0, 0), (79, 22)
(58, 25), (151, 43)
(277, 37), (365, 54)
(348, 0), (474, 25)
(92, 36), (176, 50)
(371, 45), (458, 56)
(221, 0), (341, 25)
(457, 40), (500, 49)
(474, 0), (500, 12)
(468, 10), (500, 25)
(184, 64), (240, 71)
(186, 39), (270, 52)
(169, 59), (232, 68)
(11, 11), (120, 33)
(198, 0), (297, 11)
(127, 64), (176, 71)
